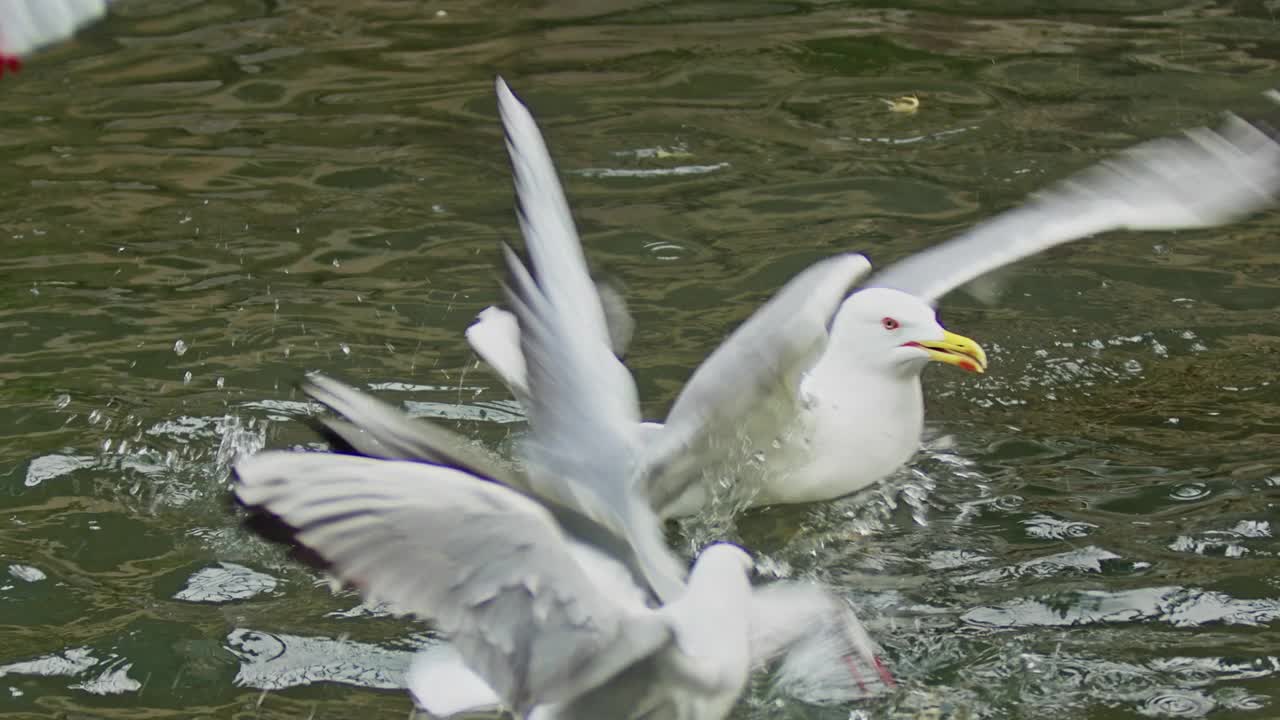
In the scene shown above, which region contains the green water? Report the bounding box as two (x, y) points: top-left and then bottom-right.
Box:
(3, 1), (1280, 718)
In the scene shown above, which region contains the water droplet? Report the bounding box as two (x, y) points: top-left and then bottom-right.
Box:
(54, 394), (71, 410)
(992, 495), (1024, 512)
(88, 409), (104, 424)
(332, 258), (341, 269)
(216, 377), (225, 389)
(340, 343), (351, 356)
(1139, 690), (1214, 717)
(174, 339), (188, 356)
(183, 371), (193, 385)
(1170, 483), (1209, 501)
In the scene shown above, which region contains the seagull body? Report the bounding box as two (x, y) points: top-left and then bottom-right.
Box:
(469, 86), (1280, 519)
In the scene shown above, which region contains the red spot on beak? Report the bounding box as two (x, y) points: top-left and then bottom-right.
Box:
(959, 360), (976, 372)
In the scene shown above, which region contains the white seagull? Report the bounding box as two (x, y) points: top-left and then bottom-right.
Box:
(468, 83), (1280, 520)
(288, 373), (892, 716)
(0, 0), (111, 75)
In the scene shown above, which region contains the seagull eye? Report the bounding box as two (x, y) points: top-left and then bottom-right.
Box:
(881, 317), (900, 331)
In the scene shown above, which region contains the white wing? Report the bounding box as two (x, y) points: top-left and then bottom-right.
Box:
(868, 103), (1280, 303)
(233, 451), (671, 716)
(298, 372), (660, 596)
(496, 77), (687, 601)
(640, 253), (872, 515)
(0, 0), (109, 60)
(497, 77), (615, 351)
(301, 372), (526, 490)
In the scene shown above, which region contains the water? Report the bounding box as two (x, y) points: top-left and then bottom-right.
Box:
(3, 1), (1280, 717)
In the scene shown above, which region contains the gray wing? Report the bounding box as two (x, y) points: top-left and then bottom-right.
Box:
(496, 78), (688, 601)
(497, 76), (617, 354)
(299, 372), (655, 592)
(301, 372), (525, 490)
(505, 243), (688, 603)
(233, 451), (672, 714)
(639, 253), (872, 515)
(868, 102), (1280, 303)
(747, 582), (892, 703)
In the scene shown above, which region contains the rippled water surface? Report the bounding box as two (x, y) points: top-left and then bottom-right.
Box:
(4, 1), (1280, 718)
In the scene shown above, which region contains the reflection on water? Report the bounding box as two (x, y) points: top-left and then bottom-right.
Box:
(3, 0), (1280, 717)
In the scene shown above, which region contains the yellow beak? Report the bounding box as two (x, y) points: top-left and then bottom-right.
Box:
(911, 330), (988, 374)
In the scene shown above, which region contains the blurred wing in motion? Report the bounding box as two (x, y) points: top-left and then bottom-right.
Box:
(869, 98), (1280, 303)
(298, 372), (654, 595)
(300, 372), (524, 490)
(504, 242), (688, 602)
(495, 77), (688, 602)
(233, 451), (671, 715)
(747, 582), (893, 704)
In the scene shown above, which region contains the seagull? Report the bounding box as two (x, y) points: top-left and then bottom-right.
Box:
(0, 0), (111, 76)
(234, 451), (760, 720)
(468, 83), (1280, 520)
(283, 373), (891, 715)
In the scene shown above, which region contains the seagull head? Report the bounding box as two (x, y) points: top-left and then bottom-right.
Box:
(839, 288), (988, 376)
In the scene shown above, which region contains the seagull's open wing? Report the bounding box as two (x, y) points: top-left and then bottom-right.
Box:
(298, 372), (654, 592)
(505, 242), (688, 602)
(868, 100), (1280, 303)
(0, 0), (109, 61)
(638, 253), (872, 516)
(496, 76), (618, 354)
(495, 77), (687, 601)
(301, 372), (524, 489)
(234, 451), (671, 715)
